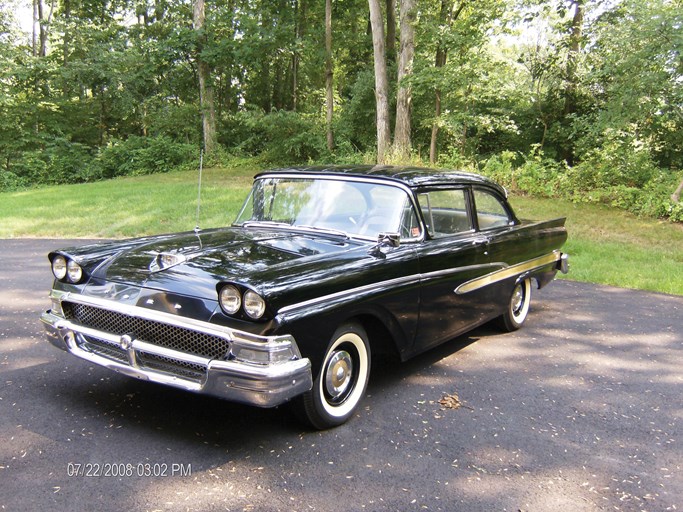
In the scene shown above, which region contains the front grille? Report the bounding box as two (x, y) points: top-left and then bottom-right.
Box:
(62, 301), (230, 360)
(81, 335), (128, 363)
(138, 353), (207, 381)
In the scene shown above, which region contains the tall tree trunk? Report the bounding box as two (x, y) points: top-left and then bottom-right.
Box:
(368, 0), (391, 164)
(429, 0), (463, 164)
(562, 0), (584, 165)
(193, 0), (216, 155)
(62, 0), (71, 65)
(564, 0), (584, 117)
(38, 0), (55, 57)
(325, 0), (335, 151)
(292, 0), (304, 111)
(385, 0), (396, 64)
(32, 0), (38, 57)
(429, 89), (442, 164)
(394, 0), (416, 159)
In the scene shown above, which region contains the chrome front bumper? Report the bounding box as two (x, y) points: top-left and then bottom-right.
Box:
(41, 291), (312, 408)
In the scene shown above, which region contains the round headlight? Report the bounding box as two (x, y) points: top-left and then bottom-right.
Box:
(243, 290), (266, 319)
(219, 285), (242, 315)
(67, 259), (83, 283)
(52, 256), (67, 280)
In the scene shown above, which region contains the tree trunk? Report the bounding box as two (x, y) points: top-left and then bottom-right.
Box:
(385, 0), (396, 64)
(368, 0), (391, 164)
(429, 89), (442, 164)
(292, 0), (305, 111)
(429, 0), (462, 164)
(62, 0), (71, 65)
(394, 0), (416, 160)
(32, 0), (38, 57)
(564, 0), (584, 118)
(325, 0), (335, 151)
(193, 0), (216, 155)
(672, 178), (683, 203)
(37, 0), (55, 57)
(562, 0), (584, 165)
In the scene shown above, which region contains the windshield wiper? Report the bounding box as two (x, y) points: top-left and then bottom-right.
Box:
(241, 220), (292, 229)
(241, 220), (349, 239)
(294, 224), (350, 239)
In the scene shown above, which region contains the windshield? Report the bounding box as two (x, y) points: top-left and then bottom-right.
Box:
(235, 177), (421, 240)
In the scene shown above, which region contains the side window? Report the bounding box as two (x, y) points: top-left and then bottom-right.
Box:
(473, 189), (511, 229)
(417, 189), (472, 237)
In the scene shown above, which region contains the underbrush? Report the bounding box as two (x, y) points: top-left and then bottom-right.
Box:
(481, 148), (683, 222)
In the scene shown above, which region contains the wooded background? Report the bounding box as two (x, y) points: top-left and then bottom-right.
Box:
(1, 0), (682, 220)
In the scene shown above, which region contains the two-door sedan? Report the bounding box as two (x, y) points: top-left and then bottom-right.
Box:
(42, 166), (568, 429)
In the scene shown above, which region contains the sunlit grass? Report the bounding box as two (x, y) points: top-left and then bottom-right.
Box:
(1, 163), (681, 295)
(510, 195), (683, 295)
(0, 165), (257, 238)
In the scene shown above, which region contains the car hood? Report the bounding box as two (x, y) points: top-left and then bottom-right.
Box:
(84, 227), (362, 300)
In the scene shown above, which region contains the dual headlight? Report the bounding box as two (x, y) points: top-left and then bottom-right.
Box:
(219, 284), (266, 320)
(51, 255), (83, 283)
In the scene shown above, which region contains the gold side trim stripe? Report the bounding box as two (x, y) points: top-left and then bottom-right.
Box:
(454, 251), (561, 295)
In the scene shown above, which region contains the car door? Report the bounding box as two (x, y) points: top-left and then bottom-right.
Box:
(412, 187), (498, 353)
(461, 187), (521, 318)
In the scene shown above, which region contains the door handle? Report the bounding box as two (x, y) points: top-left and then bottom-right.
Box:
(472, 237), (490, 256)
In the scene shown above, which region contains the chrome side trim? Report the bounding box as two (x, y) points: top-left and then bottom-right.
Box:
(277, 263), (503, 316)
(279, 251), (563, 314)
(454, 251), (563, 295)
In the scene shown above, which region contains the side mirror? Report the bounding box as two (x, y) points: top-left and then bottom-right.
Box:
(377, 232), (400, 248)
(369, 232), (400, 258)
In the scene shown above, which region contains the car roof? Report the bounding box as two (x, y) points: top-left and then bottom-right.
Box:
(255, 165), (508, 196)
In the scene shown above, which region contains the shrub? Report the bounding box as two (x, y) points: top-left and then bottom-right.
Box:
(481, 146), (681, 223)
(0, 170), (26, 191)
(43, 140), (94, 184)
(87, 136), (195, 179)
(220, 110), (330, 165)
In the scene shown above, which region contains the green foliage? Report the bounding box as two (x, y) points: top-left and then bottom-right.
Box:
(221, 110), (331, 165)
(0, 0), (680, 223)
(87, 136), (196, 180)
(481, 147), (683, 222)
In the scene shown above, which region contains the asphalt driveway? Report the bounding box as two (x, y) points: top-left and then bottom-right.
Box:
(1, 239), (681, 511)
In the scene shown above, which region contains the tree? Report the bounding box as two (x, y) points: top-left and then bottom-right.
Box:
(368, 0), (391, 163)
(325, 0), (334, 150)
(193, 0), (216, 155)
(394, 0), (416, 159)
(562, 0), (583, 118)
(426, 0), (468, 163)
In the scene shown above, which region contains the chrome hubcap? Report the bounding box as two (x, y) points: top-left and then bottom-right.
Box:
(325, 350), (353, 400)
(511, 284), (524, 314)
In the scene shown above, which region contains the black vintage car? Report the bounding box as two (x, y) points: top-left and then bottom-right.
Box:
(42, 166), (568, 429)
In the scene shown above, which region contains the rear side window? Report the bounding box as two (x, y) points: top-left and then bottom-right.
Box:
(473, 189), (511, 229)
(417, 189), (473, 237)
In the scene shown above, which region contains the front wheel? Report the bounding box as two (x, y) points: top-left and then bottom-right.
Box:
(497, 277), (532, 332)
(300, 323), (371, 430)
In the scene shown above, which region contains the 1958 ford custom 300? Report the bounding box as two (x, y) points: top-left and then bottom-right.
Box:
(41, 166), (568, 429)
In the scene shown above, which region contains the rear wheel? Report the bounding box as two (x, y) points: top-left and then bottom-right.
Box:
(497, 277), (532, 332)
(300, 323), (371, 430)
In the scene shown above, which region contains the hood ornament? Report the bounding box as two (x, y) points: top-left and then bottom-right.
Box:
(149, 252), (188, 272)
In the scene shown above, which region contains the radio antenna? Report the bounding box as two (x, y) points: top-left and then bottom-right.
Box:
(194, 147), (204, 233)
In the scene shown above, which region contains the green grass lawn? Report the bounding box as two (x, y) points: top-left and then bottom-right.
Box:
(510, 196), (683, 295)
(2, 162), (682, 295)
